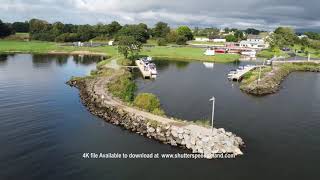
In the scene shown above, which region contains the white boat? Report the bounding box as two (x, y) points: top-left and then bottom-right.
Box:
(146, 56), (153, 61)
(241, 50), (256, 57)
(139, 57), (157, 78)
(204, 48), (215, 56)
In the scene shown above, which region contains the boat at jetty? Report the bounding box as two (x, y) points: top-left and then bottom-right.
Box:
(227, 65), (256, 80)
(136, 57), (157, 78)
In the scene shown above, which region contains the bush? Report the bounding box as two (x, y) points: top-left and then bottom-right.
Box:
(157, 38), (167, 46)
(176, 36), (188, 45)
(108, 72), (136, 102)
(133, 93), (161, 112)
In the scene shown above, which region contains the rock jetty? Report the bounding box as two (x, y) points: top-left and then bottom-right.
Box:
(241, 62), (320, 96)
(67, 75), (244, 159)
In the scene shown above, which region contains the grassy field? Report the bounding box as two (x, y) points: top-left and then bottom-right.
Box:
(256, 49), (289, 59)
(187, 40), (225, 46)
(0, 40), (118, 56)
(141, 46), (239, 62)
(0, 40), (240, 63)
(293, 44), (320, 58)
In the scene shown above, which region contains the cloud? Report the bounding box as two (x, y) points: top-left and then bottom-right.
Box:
(1, 0), (320, 30)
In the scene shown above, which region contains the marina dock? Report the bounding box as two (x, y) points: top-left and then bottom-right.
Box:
(135, 60), (152, 78)
(228, 66), (260, 81)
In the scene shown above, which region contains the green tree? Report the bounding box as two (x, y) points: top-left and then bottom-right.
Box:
(117, 36), (142, 59)
(267, 27), (298, 50)
(153, 22), (170, 38)
(176, 36), (188, 45)
(157, 38), (167, 46)
(225, 34), (237, 42)
(245, 28), (260, 35)
(12, 21), (29, 32)
(234, 30), (244, 41)
(166, 30), (178, 43)
(0, 20), (14, 38)
(176, 26), (193, 40)
(116, 24), (149, 43)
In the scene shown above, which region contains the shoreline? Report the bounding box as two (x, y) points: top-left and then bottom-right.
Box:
(240, 62), (320, 96)
(0, 50), (108, 57)
(67, 69), (244, 159)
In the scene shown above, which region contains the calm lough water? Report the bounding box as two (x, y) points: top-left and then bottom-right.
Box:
(1, 54), (320, 180)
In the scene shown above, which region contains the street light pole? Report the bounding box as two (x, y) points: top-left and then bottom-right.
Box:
(258, 59), (265, 84)
(209, 97), (215, 132)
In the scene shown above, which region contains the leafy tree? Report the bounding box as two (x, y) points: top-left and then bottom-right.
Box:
(153, 22), (170, 38)
(245, 28), (260, 35)
(166, 30), (178, 43)
(51, 22), (64, 37)
(268, 27), (298, 49)
(12, 21), (29, 32)
(176, 36), (188, 45)
(0, 20), (14, 38)
(157, 38), (167, 46)
(234, 30), (245, 41)
(304, 32), (320, 40)
(176, 26), (193, 40)
(108, 21), (122, 36)
(77, 24), (95, 41)
(225, 34), (237, 42)
(116, 24), (149, 43)
(117, 36), (142, 59)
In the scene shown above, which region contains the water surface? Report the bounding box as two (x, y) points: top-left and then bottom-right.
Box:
(1, 55), (319, 180)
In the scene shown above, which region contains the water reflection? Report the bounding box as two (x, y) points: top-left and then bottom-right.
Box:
(203, 62), (214, 69)
(0, 54), (9, 66)
(30, 54), (103, 68)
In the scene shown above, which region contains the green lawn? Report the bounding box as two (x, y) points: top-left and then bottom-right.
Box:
(293, 44), (320, 58)
(188, 40), (225, 46)
(0, 40), (118, 56)
(141, 46), (239, 63)
(257, 49), (289, 59)
(0, 40), (240, 63)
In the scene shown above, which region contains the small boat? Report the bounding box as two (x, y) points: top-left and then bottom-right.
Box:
(146, 56), (153, 61)
(215, 49), (226, 54)
(227, 69), (237, 79)
(149, 63), (157, 76)
(241, 50), (256, 57)
(204, 48), (215, 56)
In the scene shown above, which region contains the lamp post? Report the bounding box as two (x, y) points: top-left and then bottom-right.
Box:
(209, 96), (215, 132)
(257, 59), (266, 84)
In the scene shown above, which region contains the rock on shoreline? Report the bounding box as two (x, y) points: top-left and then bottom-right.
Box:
(67, 77), (244, 159)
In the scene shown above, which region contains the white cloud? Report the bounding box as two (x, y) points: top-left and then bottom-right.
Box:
(0, 0), (320, 30)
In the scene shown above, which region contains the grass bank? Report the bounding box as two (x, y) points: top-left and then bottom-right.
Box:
(141, 46), (240, 63)
(0, 40), (118, 56)
(0, 40), (239, 63)
(240, 62), (320, 95)
(257, 49), (290, 59)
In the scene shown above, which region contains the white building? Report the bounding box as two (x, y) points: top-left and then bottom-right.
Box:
(212, 38), (226, 43)
(239, 35), (268, 49)
(298, 35), (308, 39)
(108, 40), (114, 46)
(195, 37), (210, 42)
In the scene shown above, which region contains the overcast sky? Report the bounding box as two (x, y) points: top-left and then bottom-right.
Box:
(1, 0), (320, 30)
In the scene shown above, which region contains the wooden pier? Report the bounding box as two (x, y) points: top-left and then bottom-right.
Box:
(135, 60), (152, 79)
(229, 66), (260, 81)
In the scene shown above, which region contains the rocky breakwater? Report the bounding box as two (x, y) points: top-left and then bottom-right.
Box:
(241, 62), (320, 96)
(67, 76), (244, 159)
